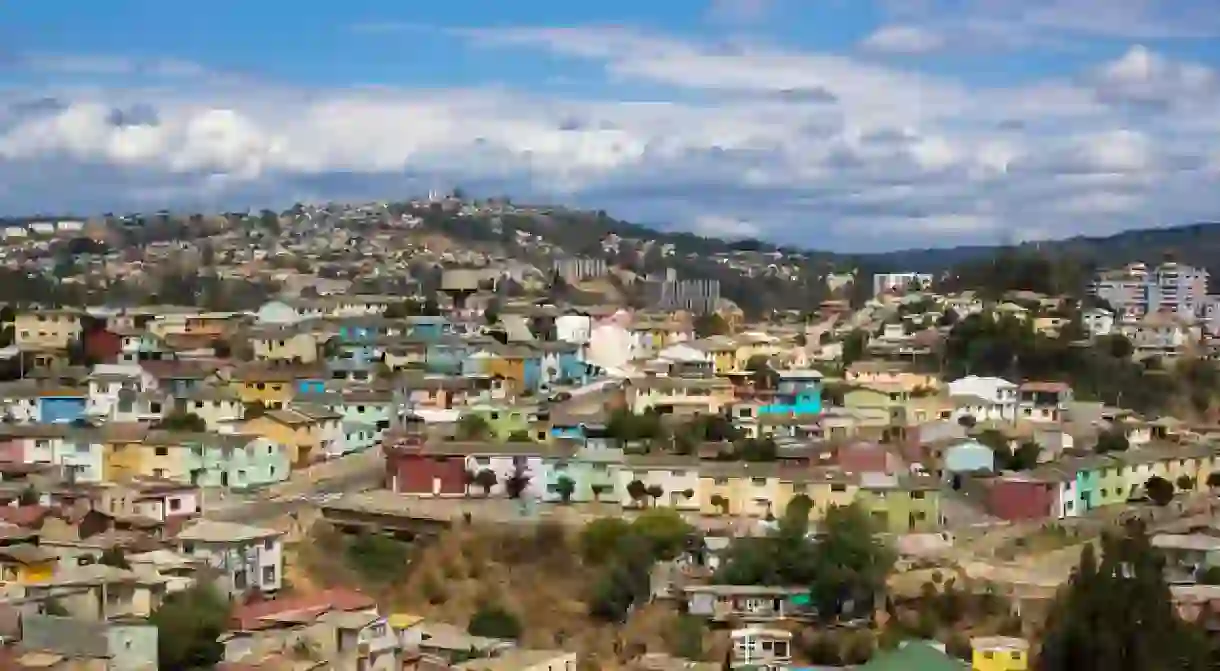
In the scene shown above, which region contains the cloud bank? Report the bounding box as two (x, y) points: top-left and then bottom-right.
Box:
(1, 9), (1219, 251)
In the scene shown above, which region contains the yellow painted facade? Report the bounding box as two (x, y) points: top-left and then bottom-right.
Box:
(243, 414), (322, 466)
(252, 333), (320, 364)
(972, 637), (1029, 671)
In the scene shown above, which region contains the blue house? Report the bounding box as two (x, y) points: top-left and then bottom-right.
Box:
(758, 370), (824, 416)
(294, 377), (326, 394)
(406, 316), (451, 342)
(426, 339), (468, 375)
(39, 393), (87, 424)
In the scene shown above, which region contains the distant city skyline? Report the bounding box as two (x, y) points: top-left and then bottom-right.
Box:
(2, 0), (1220, 251)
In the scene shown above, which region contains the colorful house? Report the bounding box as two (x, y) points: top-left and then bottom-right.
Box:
(757, 369), (823, 417)
(854, 473), (942, 533)
(37, 389), (87, 424)
(617, 454), (702, 510)
(249, 328), (320, 364)
(243, 410), (329, 466)
(0, 544), (57, 584)
(180, 434), (290, 489)
(972, 636), (1029, 671)
(463, 404), (551, 442)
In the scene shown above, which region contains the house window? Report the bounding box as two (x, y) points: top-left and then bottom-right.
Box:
(169, 498), (181, 511)
(831, 484), (847, 492)
(910, 491), (925, 499)
(150, 403), (162, 414)
(153, 468), (165, 478)
(262, 566), (276, 584)
(751, 478), (766, 486)
(195, 401), (204, 409)
(155, 447), (168, 456)
(264, 538), (275, 551)
(182, 542), (195, 553)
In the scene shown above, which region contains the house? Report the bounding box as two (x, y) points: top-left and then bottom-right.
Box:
(942, 440), (996, 483)
(855, 472), (942, 533)
(618, 454), (702, 510)
(755, 369), (823, 416)
(23, 563), (171, 620)
(681, 585), (810, 622)
(0, 543), (57, 583)
(243, 409), (333, 467)
(626, 377), (733, 415)
(14, 309), (82, 349)
(1082, 307), (1115, 338)
(177, 386), (244, 430)
(17, 613), (159, 670)
(540, 437), (622, 504)
(1018, 382), (1073, 423)
(392, 441), (557, 499)
(947, 376), (1018, 422)
(175, 520), (283, 598)
(697, 461), (784, 518)
(462, 403), (551, 442)
(249, 327), (320, 364)
(37, 388), (88, 424)
(728, 626), (792, 670)
(180, 434), (290, 489)
(972, 636), (1030, 671)
(1152, 534), (1220, 582)
(454, 648), (578, 671)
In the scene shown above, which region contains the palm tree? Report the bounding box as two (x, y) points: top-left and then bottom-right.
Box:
(555, 475), (576, 504)
(626, 480), (648, 508)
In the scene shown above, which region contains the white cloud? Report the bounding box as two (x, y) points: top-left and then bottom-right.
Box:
(859, 25), (945, 54)
(0, 27), (1218, 250)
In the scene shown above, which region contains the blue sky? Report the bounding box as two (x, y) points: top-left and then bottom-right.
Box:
(2, 0), (1220, 251)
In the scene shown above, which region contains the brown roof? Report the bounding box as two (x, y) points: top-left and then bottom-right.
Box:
(1019, 381), (1071, 393)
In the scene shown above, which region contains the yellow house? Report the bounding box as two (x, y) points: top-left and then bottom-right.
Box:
(229, 365), (317, 409)
(0, 544), (57, 583)
(627, 377), (734, 415)
(243, 410), (324, 466)
(690, 337), (737, 374)
(250, 328), (320, 364)
(843, 383), (910, 411)
(971, 636), (1029, 671)
(698, 462), (783, 517)
(799, 469), (861, 520)
(100, 423), (153, 482)
(732, 332), (783, 371)
(13, 308), (82, 349)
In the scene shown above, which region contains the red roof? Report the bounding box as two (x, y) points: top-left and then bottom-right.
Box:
(0, 506), (53, 528)
(1019, 381), (1070, 393)
(229, 587), (376, 631)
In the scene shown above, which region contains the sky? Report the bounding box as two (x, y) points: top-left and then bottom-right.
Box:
(1, 0), (1219, 251)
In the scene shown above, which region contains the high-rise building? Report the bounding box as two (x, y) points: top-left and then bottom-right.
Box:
(1090, 261), (1209, 319)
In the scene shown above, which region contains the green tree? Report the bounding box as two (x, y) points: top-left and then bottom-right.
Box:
(555, 475), (576, 504)
(1095, 430), (1130, 454)
(626, 479), (648, 507)
(1145, 476), (1175, 506)
(98, 546), (130, 569)
(345, 533), (410, 583)
(1037, 523), (1210, 671)
(155, 411), (208, 432)
(841, 329), (868, 368)
(456, 414), (493, 441)
(694, 313), (730, 338)
(580, 518), (634, 564)
(149, 583), (230, 670)
(17, 486), (39, 506)
(631, 508), (694, 561)
(473, 469), (498, 496)
(467, 603), (522, 640)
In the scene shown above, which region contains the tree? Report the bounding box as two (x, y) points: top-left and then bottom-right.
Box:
(155, 411), (208, 432)
(505, 468), (531, 499)
(710, 494), (730, 515)
(645, 484), (664, 507)
(17, 486), (39, 506)
(149, 583), (230, 670)
(555, 475), (576, 504)
(841, 329), (868, 368)
(456, 414), (492, 441)
(1207, 472), (1220, 489)
(626, 480), (648, 507)
(590, 484), (611, 502)
(580, 517), (633, 564)
(694, 313), (730, 338)
(631, 508), (694, 561)
(1177, 475), (1196, 492)
(1095, 430), (1130, 454)
(98, 546), (130, 569)
(474, 469), (498, 496)
(467, 603), (522, 640)
(1145, 476), (1175, 506)
(1037, 522), (1210, 671)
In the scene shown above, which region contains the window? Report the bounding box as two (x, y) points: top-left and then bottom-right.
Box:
(831, 484), (847, 492)
(153, 468), (166, 478)
(910, 491), (925, 499)
(155, 447), (168, 456)
(150, 402), (162, 414)
(264, 538), (275, 551)
(182, 542), (195, 553)
(195, 401), (204, 409)
(169, 498), (181, 511)
(751, 477), (766, 486)
(263, 566), (276, 584)
(714, 477), (729, 485)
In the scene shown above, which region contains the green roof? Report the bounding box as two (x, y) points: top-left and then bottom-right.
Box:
(858, 642), (966, 671)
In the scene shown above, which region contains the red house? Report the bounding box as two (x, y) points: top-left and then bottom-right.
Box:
(987, 473), (1059, 521)
(383, 435), (467, 496)
(82, 328), (122, 365)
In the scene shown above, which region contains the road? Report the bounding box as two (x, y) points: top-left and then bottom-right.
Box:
(204, 451), (385, 523)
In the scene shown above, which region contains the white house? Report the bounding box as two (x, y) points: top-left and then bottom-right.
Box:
(586, 312), (633, 375)
(1082, 307), (1115, 338)
(461, 445), (545, 499)
(175, 520), (283, 598)
(617, 455), (701, 510)
(947, 376), (1017, 422)
(555, 314), (592, 345)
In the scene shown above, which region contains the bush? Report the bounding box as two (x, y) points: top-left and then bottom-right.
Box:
(150, 583), (229, 670)
(468, 603), (522, 640)
(345, 533), (410, 583)
(580, 518), (633, 565)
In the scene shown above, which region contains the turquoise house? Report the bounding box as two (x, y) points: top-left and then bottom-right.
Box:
(181, 434), (290, 489)
(540, 440), (623, 503)
(758, 370), (824, 416)
(406, 316), (451, 342)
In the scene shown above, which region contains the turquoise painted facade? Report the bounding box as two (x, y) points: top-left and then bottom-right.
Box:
(758, 371), (824, 416)
(181, 435), (290, 489)
(540, 443), (623, 503)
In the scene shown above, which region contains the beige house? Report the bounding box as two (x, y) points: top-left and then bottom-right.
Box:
(250, 328), (321, 364)
(13, 309), (82, 349)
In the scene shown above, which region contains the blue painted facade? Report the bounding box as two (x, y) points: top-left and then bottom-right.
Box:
(522, 356), (542, 392)
(406, 316), (450, 342)
(39, 396), (87, 424)
(426, 342), (465, 375)
(295, 378), (326, 394)
(342, 422), (377, 454)
(759, 371), (824, 416)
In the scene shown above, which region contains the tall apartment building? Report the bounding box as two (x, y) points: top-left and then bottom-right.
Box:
(646, 269), (721, 314)
(1090, 262), (1210, 319)
(552, 256), (608, 284)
